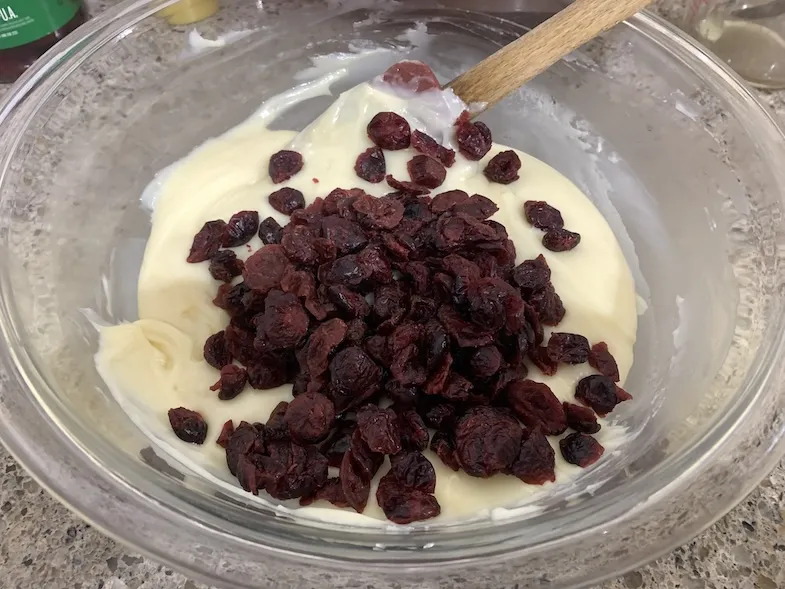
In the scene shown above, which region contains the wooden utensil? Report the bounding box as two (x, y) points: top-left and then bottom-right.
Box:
(447, 0), (653, 112)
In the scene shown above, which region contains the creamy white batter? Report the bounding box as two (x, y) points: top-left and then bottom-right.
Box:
(96, 75), (638, 525)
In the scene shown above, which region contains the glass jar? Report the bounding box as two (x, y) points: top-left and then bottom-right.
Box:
(685, 0), (785, 88)
(0, 0), (88, 83)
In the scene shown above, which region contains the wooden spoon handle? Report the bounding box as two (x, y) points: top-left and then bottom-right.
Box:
(447, 0), (652, 110)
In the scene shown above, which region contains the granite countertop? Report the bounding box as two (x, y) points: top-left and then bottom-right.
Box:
(2, 1), (785, 588)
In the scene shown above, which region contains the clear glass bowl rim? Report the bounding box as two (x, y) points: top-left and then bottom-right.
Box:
(1, 1), (785, 588)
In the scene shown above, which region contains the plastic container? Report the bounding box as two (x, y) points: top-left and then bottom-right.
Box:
(0, 0), (88, 82)
(685, 0), (785, 88)
(1, 1), (785, 588)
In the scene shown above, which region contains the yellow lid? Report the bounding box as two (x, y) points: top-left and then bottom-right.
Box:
(158, 0), (219, 25)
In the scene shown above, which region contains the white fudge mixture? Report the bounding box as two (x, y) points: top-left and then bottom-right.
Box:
(96, 71), (637, 525)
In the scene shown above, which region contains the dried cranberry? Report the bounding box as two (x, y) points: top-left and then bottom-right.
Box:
(455, 117), (492, 161)
(435, 212), (499, 249)
(575, 374), (618, 416)
(267, 187), (305, 215)
(470, 346), (503, 378)
(442, 373), (472, 401)
(320, 426), (353, 468)
(381, 60), (440, 92)
(240, 287), (266, 316)
(588, 341), (620, 382)
(224, 210), (260, 247)
(285, 392), (335, 444)
(424, 351), (452, 396)
(408, 296), (437, 322)
(351, 429), (385, 480)
(563, 402), (601, 434)
(367, 112), (411, 150)
(225, 421), (265, 475)
(243, 244), (289, 293)
(453, 194), (499, 220)
(356, 405), (401, 455)
(466, 277), (514, 332)
(213, 283), (234, 311)
(330, 347), (382, 399)
(546, 332), (590, 364)
(235, 454), (260, 494)
(299, 477), (349, 508)
(511, 427), (556, 484)
(352, 194), (404, 230)
(411, 130), (455, 167)
(513, 254), (551, 294)
(262, 441), (328, 499)
(441, 254), (483, 294)
(364, 334), (389, 367)
(204, 331), (232, 369)
(407, 155), (446, 189)
(430, 430), (460, 471)
(524, 201), (564, 230)
(320, 215), (368, 255)
(616, 385), (633, 402)
(524, 302), (545, 345)
(325, 187), (361, 217)
(383, 380), (416, 407)
(256, 290), (309, 350)
(280, 265), (316, 300)
(216, 420), (235, 448)
(422, 403), (455, 429)
(327, 285), (370, 319)
(307, 318), (347, 376)
(339, 432), (382, 512)
(246, 354), (289, 390)
(438, 305), (494, 348)
(357, 246), (393, 284)
(560, 432), (604, 467)
(258, 216), (283, 244)
(168, 407), (208, 445)
(543, 228), (581, 252)
(210, 364), (248, 400)
(385, 174), (431, 197)
(455, 406), (522, 477)
(376, 472), (441, 524)
(505, 379), (567, 435)
(354, 147), (386, 183)
(483, 150), (521, 184)
(282, 225), (336, 266)
(430, 189), (469, 214)
(320, 254), (370, 287)
(265, 402), (291, 441)
(389, 451), (436, 493)
(389, 333), (427, 388)
(344, 318), (367, 345)
(372, 283), (407, 329)
(407, 261), (432, 294)
(209, 250), (244, 282)
(188, 220), (227, 263)
(268, 150), (304, 183)
(397, 409), (429, 451)
(224, 324), (256, 365)
(340, 451), (371, 513)
(528, 283), (565, 326)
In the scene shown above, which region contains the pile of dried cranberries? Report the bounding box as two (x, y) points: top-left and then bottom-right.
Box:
(168, 64), (631, 524)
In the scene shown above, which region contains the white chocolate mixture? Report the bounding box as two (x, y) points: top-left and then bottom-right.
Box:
(96, 76), (638, 525)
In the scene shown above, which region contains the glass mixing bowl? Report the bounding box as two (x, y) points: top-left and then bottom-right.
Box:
(1, 0), (785, 587)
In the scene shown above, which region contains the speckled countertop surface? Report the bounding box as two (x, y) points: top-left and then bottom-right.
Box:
(2, 1), (785, 588)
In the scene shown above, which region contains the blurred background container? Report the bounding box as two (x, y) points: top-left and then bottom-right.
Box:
(686, 0), (785, 88)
